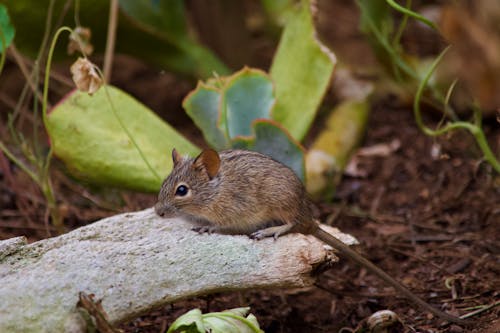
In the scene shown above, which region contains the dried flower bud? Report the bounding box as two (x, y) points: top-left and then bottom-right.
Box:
(70, 58), (103, 95)
(68, 27), (94, 56)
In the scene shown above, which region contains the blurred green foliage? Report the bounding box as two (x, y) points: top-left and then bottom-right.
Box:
(3, 0), (228, 78)
(0, 4), (15, 53)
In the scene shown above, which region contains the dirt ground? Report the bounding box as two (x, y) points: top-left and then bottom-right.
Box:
(117, 99), (499, 333)
(1, 1), (499, 332)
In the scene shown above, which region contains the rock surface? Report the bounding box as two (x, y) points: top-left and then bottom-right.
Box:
(0, 208), (357, 332)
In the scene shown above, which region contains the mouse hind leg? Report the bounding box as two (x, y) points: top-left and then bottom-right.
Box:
(250, 224), (294, 240)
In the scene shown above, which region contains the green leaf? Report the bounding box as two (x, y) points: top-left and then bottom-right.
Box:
(260, 0), (294, 26)
(167, 309), (205, 333)
(233, 119), (305, 181)
(222, 68), (275, 139)
(270, 0), (336, 141)
(0, 4), (15, 53)
(183, 83), (229, 150)
(118, 0), (229, 78)
(119, 0), (188, 41)
(167, 307), (263, 333)
(46, 85), (199, 192)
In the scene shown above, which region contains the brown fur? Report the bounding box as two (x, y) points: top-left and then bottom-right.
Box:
(155, 149), (313, 234)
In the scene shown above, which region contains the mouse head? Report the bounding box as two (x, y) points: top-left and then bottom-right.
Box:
(154, 148), (221, 219)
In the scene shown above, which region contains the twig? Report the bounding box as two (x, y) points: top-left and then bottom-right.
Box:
(6, 51), (74, 87)
(458, 301), (500, 320)
(7, 44), (45, 106)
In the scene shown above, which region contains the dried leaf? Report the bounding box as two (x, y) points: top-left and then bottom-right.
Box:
(70, 57), (102, 95)
(68, 26), (94, 56)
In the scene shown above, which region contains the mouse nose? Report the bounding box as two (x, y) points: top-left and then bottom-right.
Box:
(154, 202), (174, 217)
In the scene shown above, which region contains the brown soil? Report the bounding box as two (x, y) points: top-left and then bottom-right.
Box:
(117, 98), (499, 333)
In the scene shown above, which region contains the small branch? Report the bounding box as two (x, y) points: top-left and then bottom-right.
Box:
(7, 44), (45, 106)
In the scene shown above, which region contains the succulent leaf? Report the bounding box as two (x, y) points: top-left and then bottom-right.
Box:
(270, 0), (336, 141)
(183, 83), (229, 150)
(233, 119), (305, 181)
(222, 68), (275, 139)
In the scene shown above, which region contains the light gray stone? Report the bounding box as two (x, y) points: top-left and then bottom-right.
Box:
(0, 208), (356, 332)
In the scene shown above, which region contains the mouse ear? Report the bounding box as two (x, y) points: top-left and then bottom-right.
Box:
(193, 149), (221, 179)
(172, 148), (183, 167)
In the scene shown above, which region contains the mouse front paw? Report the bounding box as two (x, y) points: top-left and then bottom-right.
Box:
(192, 226), (217, 234)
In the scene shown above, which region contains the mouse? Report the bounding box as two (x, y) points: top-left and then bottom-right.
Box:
(154, 148), (469, 325)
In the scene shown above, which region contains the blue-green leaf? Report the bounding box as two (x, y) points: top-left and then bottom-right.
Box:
(233, 119), (305, 181)
(222, 68), (275, 139)
(183, 83), (229, 150)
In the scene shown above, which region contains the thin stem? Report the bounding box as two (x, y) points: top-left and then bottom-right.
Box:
(392, 0), (411, 47)
(103, 0), (119, 83)
(42, 27), (73, 126)
(8, 82), (30, 145)
(38, 26), (74, 232)
(357, 0), (417, 81)
(102, 84), (162, 181)
(33, 0), (56, 161)
(74, 0), (81, 27)
(413, 47), (449, 135)
(8, 44), (45, 105)
(386, 0), (438, 30)
(414, 47), (500, 173)
(7, 44), (74, 86)
(460, 301), (500, 319)
(0, 27), (6, 77)
(37, 0), (56, 59)
(0, 141), (39, 183)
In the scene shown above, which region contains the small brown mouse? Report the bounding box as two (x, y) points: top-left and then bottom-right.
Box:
(155, 148), (469, 325)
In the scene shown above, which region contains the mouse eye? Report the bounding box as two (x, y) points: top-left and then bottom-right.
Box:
(175, 184), (189, 197)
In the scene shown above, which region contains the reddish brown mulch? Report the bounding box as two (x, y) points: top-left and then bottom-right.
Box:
(113, 100), (499, 333)
(1, 60), (499, 331)
(1, 2), (499, 331)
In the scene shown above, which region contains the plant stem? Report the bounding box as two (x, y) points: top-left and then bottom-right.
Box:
(0, 27), (6, 77)
(8, 44), (45, 105)
(102, 84), (162, 181)
(103, 0), (119, 83)
(0, 141), (39, 183)
(386, 0), (438, 30)
(42, 27), (73, 125)
(414, 47), (500, 173)
(392, 0), (411, 47)
(39, 26), (73, 231)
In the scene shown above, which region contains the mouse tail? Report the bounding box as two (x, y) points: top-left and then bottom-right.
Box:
(314, 226), (470, 325)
